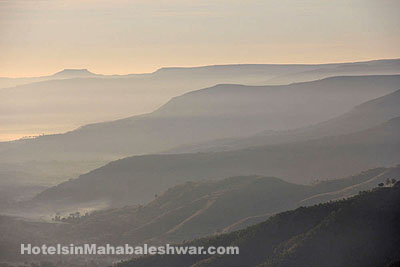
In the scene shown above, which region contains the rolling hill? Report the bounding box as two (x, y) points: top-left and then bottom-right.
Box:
(54, 166), (400, 246)
(168, 88), (400, 153)
(28, 116), (400, 210)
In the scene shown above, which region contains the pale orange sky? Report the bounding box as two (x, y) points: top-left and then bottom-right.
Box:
(1, 0), (400, 77)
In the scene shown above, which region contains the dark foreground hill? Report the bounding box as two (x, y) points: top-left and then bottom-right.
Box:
(30, 116), (400, 210)
(54, 166), (400, 246)
(118, 183), (400, 267)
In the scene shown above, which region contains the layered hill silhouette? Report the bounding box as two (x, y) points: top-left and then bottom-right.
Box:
(1, 59), (399, 142)
(2, 75), (400, 163)
(2, 166), (399, 264)
(169, 88), (400, 153)
(0, 63), (320, 142)
(28, 115), (400, 210)
(118, 183), (400, 267)
(2, 73), (399, 213)
(2, 74), (399, 195)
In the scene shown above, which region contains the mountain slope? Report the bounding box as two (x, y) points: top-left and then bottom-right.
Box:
(29, 117), (400, 210)
(118, 184), (400, 267)
(59, 176), (309, 245)
(168, 88), (400, 153)
(55, 166), (400, 245)
(2, 75), (400, 163)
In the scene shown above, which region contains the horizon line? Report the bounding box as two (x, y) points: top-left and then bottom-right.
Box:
(2, 57), (400, 79)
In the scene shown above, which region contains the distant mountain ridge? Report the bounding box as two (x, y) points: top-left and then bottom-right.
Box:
(1, 58), (399, 144)
(265, 57), (400, 85)
(0, 68), (101, 88)
(2, 58), (399, 87)
(52, 69), (98, 78)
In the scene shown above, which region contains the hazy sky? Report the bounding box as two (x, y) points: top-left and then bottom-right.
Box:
(1, 0), (399, 77)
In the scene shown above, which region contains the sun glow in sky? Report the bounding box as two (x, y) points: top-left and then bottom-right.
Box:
(0, 0), (400, 77)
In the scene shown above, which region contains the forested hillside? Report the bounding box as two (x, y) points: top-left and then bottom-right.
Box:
(2, 166), (399, 265)
(118, 183), (400, 267)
